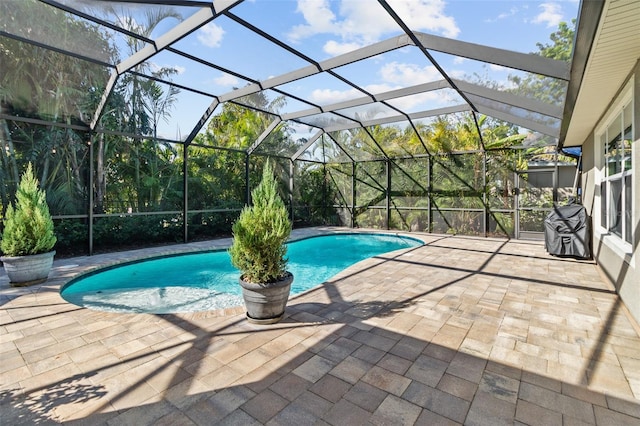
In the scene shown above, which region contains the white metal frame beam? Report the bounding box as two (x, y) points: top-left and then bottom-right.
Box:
(323, 104), (471, 132)
(116, 1), (241, 74)
(453, 79), (564, 119)
(246, 117), (283, 155)
(477, 106), (559, 137)
(4, 0), (588, 163)
(414, 32), (571, 81)
(217, 35), (413, 105)
(292, 130), (324, 162)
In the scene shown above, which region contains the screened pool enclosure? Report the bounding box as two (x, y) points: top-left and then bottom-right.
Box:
(0, 0), (594, 256)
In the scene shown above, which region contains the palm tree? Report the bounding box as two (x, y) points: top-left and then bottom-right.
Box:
(0, 0), (115, 214)
(93, 6), (182, 213)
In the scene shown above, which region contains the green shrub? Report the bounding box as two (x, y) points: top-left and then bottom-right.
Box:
(188, 209), (237, 240)
(53, 219), (89, 256)
(1, 163), (57, 256)
(93, 214), (183, 248)
(229, 161), (291, 283)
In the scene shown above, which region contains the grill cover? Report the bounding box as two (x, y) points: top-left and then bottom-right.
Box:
(544, 204), (590, 259)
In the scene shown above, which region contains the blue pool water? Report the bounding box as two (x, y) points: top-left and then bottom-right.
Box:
(61, 233), (422, 314)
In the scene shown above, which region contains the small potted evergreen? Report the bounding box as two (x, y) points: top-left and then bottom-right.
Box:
(1, 163), (57, 285)
(229, 161), (293, 324)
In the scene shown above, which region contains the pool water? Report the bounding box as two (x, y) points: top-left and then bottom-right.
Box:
(61, 233), (422, 314)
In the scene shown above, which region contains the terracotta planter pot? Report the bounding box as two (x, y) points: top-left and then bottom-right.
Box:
(1, 250), (56, 286)
(239, 272), (293, 324)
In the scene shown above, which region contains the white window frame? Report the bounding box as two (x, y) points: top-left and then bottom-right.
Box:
(595, 80), (634, 252)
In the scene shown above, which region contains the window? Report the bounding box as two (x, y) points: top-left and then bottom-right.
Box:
(599, 97), (633, 245)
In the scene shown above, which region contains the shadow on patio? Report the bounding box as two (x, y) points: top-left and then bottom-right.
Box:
(1, 233), (639, 425)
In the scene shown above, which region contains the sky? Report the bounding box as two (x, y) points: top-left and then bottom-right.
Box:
(67, 0), (582, 141)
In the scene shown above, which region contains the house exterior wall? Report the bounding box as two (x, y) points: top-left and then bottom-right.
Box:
(581, 63), (640, 324)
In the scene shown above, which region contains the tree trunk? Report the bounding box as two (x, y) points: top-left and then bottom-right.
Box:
(0, 119), (17, 210)
(95, 132), (106, 213)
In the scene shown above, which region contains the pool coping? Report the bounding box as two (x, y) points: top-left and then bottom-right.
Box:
(1, 227), (433, 321)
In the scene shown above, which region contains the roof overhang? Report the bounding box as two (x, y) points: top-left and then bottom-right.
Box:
(560, 0), (640, 148)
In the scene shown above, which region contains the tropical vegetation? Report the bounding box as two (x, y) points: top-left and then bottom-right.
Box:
(0, 1), (577, 256)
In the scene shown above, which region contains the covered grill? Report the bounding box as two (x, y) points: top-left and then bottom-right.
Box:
(544, 204), (591, 259)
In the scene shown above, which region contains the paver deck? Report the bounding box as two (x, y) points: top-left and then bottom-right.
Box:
(1, 227), (639, 425)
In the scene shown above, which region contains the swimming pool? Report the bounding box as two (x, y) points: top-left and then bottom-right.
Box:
(61, 233), (423, 314)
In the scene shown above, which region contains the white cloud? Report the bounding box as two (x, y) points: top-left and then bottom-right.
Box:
(197, 22), (225, 48)
(489, 64), (507, 72)
(532, 2), (563, 28)
(379, 62), (442, 86)
(308, 60), (453, 109)
(453, 56), (466, 65)
(323, 40), (364, 56)
(387, 0), (460, 38)
(338, 0), (402, 41)
(287, 0), (459, 50)
(306, 62), (444, 106)
(449, 69), (466, 79)
(309, 87), (361, 104)
(288, 0), (339, 42)
(213, 73), (239, 87)
(484, 7), (518, 23)
(387, 90), (444, 111)
(365, 83), (399, 93)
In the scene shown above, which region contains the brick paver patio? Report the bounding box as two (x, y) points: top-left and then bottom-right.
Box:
(1, 228), (639, 425)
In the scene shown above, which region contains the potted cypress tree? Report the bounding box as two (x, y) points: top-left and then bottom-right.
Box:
(1, 163), (57, 285)
(229, 161), (293, 324)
